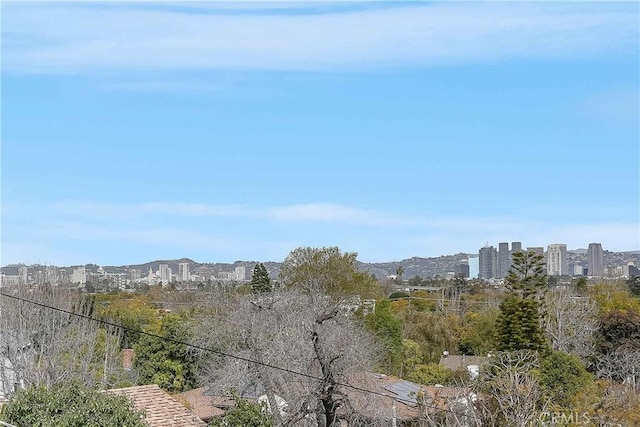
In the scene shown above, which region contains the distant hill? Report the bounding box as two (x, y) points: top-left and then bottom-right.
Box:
(3, 250), (639, 281)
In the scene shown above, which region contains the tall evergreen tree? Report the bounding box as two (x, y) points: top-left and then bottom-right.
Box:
(627, 275), (640, 298)
(496, 250), (550, 353)
(504, 250), (547, 297)
(250, 262), (272, 294)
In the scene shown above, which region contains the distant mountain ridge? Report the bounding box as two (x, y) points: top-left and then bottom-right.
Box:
(3, 250), (639, 280)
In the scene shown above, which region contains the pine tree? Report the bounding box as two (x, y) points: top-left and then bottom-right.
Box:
(504, 250), (547, 297)
(496, 250), (550, 353)
(250, 262), (272, 294)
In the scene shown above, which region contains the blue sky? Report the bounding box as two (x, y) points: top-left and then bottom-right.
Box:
(1, 1), (639, 266)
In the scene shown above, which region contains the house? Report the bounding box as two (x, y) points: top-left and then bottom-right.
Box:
(179, 382), (291, 422)
(108, 384), (207, 427)
(342, 373), (423, 425)
(174, 386), (230, 423)
(343, 373), (481, 426)
(186, 373), (480, 426)
(439, 353), (487, 378)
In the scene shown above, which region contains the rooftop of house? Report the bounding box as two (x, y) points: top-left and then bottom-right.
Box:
(108, 384), (207, 427)
(342, 373), (428, 422)
(438, 354), (487, 372)
(173, 386), (230, 422)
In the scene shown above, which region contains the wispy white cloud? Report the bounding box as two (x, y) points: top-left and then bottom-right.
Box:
(2, 2), (637, 74)
(51, 201), (421, 227)
(43, 200), (640, 248)
(1, 223), (296, 266)
(101, 79), (232, 92)
(35, 220), (294, 252)
(3, 200), (638, 265)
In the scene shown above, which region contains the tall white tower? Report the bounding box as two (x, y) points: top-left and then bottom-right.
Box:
(234, 266), (246, 281)
(159, 264), (171, 285)
(547, 244), (568, 276)
(178, 263), (190, 282)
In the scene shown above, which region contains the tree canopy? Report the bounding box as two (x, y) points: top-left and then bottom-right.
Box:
(210, 397), (273, 427)
(0, 383), (146, 427)
(279, 246), (382, 299)
(496, 250), (549, 353)
(134, 314), (199, 393)
(627, 275), (640, 298)
(539, 351), (592, 408)
(250, 263), (272, 294)
(199, 247), (384, 427)
(504, 250), (547, 297)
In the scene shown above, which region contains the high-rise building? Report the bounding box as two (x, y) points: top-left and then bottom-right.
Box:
(511, 242), (523, 254)
(479, 246), (497, 279)
(71, 267), (87, 284)
(456, 262), (470, 278)
(498, 242), (510, 279)
(547, 244), (568, 276)
(623, 262), (637, 278)
(468, 256), (479, 279)
(587, 243), (604, 278)
(527, 247), (544, 254)
(129, 268), (141, 281)
(18, 266), (28, 284)
(234, 266), (246, 281)
(178, 263), (190, 282)
(147, 267), (157, 286)
(159, 264), (172, 285)
(45, 266), (58, 284)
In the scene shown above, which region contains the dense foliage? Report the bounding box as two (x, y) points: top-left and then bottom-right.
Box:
(96, 293), (159, 348)
(250, 262), (272, 294)
(496, 250), (549, 353)
(134, 314), (199, 393)
(364, 299), (403, 373)
(627, 275), (640, 297)
(539, 351), (593, 408)
(496, 295), (548, 352)
(279, 246), (382, 299)
(209, 398), (273, 427)
(0, 383), (146, 427)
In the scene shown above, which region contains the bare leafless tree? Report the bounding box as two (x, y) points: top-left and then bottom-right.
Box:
(593, 346), (640, 392)
(544, 288), (600, 362)
(197, 287), (382, 427)
(0, 285), (128, 396)
(584, 380), (640, 426)
(473, 350), (543, 427)
(418, 384), (484, 427)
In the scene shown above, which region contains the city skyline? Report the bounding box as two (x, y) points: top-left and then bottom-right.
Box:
(3, 242), (638, 289)
(1, 240), (632, 269)
(2, 2), (639, 266)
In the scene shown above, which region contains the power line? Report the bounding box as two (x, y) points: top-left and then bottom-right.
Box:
(0, 291), (478, 421)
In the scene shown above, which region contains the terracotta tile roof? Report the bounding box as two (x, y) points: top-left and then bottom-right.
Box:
(108, 384), (207, 427)
(174, 386), (230, 422)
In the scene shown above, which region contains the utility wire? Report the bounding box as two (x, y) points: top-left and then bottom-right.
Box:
(0, 291), (478, 420)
